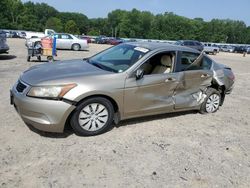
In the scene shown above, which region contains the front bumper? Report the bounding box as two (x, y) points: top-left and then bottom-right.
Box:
(10, 82), (76, 133)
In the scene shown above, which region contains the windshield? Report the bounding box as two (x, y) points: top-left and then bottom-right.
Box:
(88, 44), (149, 73)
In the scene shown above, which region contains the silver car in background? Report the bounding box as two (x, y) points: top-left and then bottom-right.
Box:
(10, 42), (235, 136)
(54, 33), (88, 51)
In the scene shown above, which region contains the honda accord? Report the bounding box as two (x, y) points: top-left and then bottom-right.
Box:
(10, 42), (235, 136)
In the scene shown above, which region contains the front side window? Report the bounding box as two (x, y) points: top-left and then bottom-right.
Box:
(88, 44), (149, 73)
(54, 34), (60, 39)
(139, 52), (175, 75)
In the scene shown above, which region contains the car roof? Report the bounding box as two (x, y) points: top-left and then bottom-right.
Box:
(127, 41), (200, 53)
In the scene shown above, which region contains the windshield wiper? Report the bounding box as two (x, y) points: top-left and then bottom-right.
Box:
(91, 62), (105, 70)
(91, 62), (117, 73)
(83, 58), (89, 62)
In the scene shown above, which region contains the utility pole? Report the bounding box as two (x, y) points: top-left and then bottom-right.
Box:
(115, 27), (117, 38)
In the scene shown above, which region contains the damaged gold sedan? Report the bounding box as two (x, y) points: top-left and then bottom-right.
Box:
(11, 42), (235, 136)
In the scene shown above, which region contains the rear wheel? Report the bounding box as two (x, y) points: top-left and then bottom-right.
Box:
(200, 88), (221, 114)
(72, 43), (80, 51)
(70, 97), (114, 136)
(27, 56), (30, 62)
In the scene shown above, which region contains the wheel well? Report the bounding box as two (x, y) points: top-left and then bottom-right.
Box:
(72, 43), (81, 49)
(64, 94), (119, 131)
(210, 83), (226, 105)
(76, 95), (119, 112)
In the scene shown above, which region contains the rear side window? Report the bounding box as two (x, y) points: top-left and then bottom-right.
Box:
(61, 34), (72, 39)
(177, 52), (212, 71)
(202, 56), (212, 70)
(179, 52), (199, 71)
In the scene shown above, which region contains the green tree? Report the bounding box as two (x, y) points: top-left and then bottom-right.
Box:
(45, 17), (63, 32)
(57, 12), (89, 34)
(65, 20), (80, 34)
(6, 0), (24, 29)
(0, 0), (11, 28)
(22, 2), (58, 31)
(89, 18), (109, 36)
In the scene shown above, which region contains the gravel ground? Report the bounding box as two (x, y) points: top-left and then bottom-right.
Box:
(0, 39), (250, 188)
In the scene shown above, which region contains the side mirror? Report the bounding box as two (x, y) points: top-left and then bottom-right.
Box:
(135, 69), (144, 80)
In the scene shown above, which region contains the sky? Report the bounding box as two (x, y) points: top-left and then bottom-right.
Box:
(21, 0), (250, 26)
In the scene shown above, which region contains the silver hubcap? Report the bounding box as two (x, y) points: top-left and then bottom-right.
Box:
(206, 94), (220, 113)
(73, 45), (79, 50)
(78, 103), (108, 131)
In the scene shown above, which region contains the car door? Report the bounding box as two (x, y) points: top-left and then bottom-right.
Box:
(59, 34), (73, 49)
(54, 34), (62, 49)
(174, 51), (213, 109)
(123, 51), (180, 118)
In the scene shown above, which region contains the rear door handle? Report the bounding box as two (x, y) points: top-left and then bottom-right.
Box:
(165, 77), (176, 82)
(201, 74), (209, 78)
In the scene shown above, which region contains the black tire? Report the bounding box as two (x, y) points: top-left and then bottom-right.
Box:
(72, 43), (81, 51)
(47, 56), (53, 62)
(213, 50), (217, 55)
(200, 88), (221, 114)
(27, 56), (30, 62)
(37, 56), (41, 62)
(70, 97), (114, 136)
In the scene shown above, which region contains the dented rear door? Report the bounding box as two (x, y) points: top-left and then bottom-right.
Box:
(174, 69), (213, 109)
(174, 51), (213, 109)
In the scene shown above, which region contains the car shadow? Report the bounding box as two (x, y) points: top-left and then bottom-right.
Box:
(116, 110), (198, 128)
(25, 123), (73, 138)
(29, 60), (48, 63)
(25, 111), (199, 138)
(0, 55), (17, 60)
(57, 49), (89, 52)
(28, 59), (61, 63)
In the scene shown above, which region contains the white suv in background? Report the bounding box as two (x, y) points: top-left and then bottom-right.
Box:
(203, 43), (219, 55)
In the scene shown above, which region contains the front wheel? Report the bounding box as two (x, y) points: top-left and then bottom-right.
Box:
(37, 56), (41, 62)
(70, 97), (114, 136)
(200, 88), (221, 114)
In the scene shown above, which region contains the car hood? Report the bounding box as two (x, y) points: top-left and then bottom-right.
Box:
(21, 59), (110, 85)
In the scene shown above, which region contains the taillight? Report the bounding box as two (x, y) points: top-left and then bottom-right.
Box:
(224, 67), (235, 81)
(228, 71), (235, 81)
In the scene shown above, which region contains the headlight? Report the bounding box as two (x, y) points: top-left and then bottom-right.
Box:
(27, 83), (77, 99)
